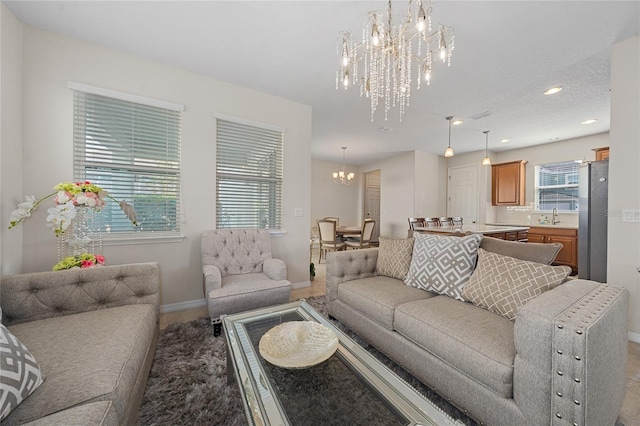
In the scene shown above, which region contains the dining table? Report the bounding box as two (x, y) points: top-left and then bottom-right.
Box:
(336, 225), (362, 237)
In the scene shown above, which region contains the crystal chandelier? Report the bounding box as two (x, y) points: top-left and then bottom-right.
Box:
(333, 147), (355, 185)
(336, 0), (455, 122)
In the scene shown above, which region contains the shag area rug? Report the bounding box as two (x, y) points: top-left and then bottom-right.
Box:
(137, 296), (475, 425)
(136, 297), (626, 426)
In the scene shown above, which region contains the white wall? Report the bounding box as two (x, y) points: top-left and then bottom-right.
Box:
(358, 150), (441, 239)
(608, 35), (640, 338)
(414, 151), (444, 219)
(0, 4), (23, 274)
(3, 25), (312, 307)
(310, 158), (360, 228)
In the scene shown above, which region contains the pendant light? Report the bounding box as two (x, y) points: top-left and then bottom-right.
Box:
(444, 116), (454, 158)
(482, 130), (491, 166)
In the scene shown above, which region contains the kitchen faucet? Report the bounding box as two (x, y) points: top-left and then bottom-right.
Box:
(552, 208), (560, 225)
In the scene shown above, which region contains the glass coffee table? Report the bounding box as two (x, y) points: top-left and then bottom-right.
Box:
(222, 300), (463, 425)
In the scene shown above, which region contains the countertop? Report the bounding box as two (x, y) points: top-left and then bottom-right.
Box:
(485, 222), (579, 230)
(414, 224), (529, 235)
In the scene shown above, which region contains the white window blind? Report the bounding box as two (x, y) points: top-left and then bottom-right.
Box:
(216, 118), (283, 230)
(534, 160), (580, 212)
(73, 90), (182, 236)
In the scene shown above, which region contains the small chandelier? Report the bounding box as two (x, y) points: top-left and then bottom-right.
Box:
(444, 115), (454, 158)
(333, 147), (355, 185)
(482, 130), (491, 166)
(337, 0), (455, 122)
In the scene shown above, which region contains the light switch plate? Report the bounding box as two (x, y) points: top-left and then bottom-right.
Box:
(294, 208), (303, 217)
(622, 209), (640, 223)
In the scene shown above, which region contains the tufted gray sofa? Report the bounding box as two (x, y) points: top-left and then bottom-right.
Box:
(0, 262), (160, 425)
(326, 245), (629, 426)
(202, 229), (292, 336)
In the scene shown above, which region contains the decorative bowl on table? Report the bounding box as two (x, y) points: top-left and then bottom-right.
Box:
(258, 321), (339, 369)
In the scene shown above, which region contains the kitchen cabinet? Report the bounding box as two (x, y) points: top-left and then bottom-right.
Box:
(484, 230), (528, 241)
(491, 160), (527, 206)
(594, 147), (609, 161)
(528, 227), (578, 272)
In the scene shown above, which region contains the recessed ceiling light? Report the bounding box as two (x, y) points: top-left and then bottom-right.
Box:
(500, 138), (510, 143)
(452, 120), (463, 125)
(581, 119), (597, 125)
(377, 126), (393, 132)
(543, 86), (563, 95)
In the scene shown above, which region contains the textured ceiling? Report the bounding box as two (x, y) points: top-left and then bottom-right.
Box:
(4, 1), (639, 164)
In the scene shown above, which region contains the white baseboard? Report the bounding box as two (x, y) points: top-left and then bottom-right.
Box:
(160, 298), (206, 314)
(629, 331), (640, 343)
(292, 281), (311, 289)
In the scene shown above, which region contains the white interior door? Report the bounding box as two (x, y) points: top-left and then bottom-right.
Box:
(447, 165), (478, 226)
(364, 170), (381, 242)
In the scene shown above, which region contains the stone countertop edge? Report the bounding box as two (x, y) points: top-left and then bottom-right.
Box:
(485, 223), (579, 230)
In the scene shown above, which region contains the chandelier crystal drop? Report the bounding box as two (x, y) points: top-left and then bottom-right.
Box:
(333, 147), (356, 185)
(482, 130), (491, 166)
(336, 0), (455, 122)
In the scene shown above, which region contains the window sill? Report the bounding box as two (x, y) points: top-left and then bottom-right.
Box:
(102, 233), (185, 246)
(269, 229), (287, 238)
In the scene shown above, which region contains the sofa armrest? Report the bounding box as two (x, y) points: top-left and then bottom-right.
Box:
(326, 248), (378, 302)
(203, 264), (222, 296)
(263, 258), (287, 281)
(513, 279), (629, 426)
(0, 262), (160, 326)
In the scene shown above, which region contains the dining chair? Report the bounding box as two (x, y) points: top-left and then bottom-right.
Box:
(323, 217), (340, 226)
(317, 219), (346, 263)
(408, 217), (426, 230)
(425, 217), (440, 228)
(439, 217), (454, 227)
(345, 219), (376, 250)
(452, 217), (464, 227)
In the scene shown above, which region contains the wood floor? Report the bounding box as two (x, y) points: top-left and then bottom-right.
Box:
(160, 259), (640, 425)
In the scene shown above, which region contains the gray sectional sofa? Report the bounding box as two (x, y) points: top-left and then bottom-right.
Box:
(326, 237), (629, 426)
(0, 262), (160, 425)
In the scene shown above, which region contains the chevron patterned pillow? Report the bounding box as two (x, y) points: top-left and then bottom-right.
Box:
(462, 249), (572, 320)
(0, 324), (45, 421)
(404, 233), (482, 300)
(376, 237), (414, 280)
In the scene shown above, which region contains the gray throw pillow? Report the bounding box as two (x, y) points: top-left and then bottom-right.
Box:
(404, 233), (482, 300)
(479, 237), (562, 265)
(0, 324), (45, 421)
(462, 248), (572, 320)
(376, 237), (414, 280)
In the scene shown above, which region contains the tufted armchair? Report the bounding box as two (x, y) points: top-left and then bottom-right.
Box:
(201, 229), (292, 336)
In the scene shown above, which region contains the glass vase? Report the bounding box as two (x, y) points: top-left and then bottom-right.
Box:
(57, 206), (103, 261)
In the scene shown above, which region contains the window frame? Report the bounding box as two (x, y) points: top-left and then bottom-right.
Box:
(214, 113), (285, 234)
(70, 82), (185, 244)
(534, 160), (580, 213)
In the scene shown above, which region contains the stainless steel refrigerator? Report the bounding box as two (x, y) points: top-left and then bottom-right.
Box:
(578, 160), (608, 282)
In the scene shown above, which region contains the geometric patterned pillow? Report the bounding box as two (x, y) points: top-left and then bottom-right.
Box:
(375, 237), (414, 280)
(0, 324), (45, 421)
(462, 249), (572, 320)
(404, 233), (482, 300)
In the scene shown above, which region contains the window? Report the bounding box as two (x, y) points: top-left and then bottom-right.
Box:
(215, 117), (284, 230)
(534, 160), (580, 212)
(71, 84), (182, 237)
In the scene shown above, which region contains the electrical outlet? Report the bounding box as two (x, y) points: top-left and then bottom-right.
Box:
(294, 208), (303, 217)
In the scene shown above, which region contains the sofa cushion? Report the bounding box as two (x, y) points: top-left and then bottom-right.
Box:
(394, 296), (516, 398)
(0, 324), (45, 421)
(462, 249), (572, 320)
(404, 233), (482, 300)
(375, 237), (414, 280)
(337, 276), (434, 330)
(2, 304), (156, 425)
(480, 237), (561, 265)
